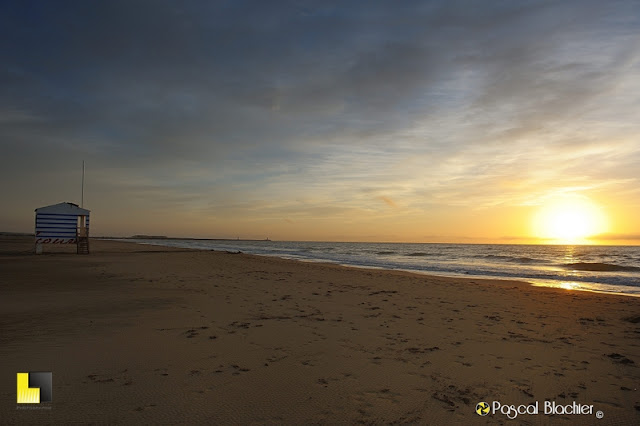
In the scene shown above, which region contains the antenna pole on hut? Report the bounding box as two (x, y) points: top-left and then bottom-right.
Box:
(81, 160), (85, 208)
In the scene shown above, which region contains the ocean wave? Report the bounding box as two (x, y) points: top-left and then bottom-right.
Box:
(405, 252), (433, 257)
(481, 254), (547, 264)
(376, 251), (396, 255)
(563, 262), (640, 272)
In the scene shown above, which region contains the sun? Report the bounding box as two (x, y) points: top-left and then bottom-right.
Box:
(532, 195), (607, 244)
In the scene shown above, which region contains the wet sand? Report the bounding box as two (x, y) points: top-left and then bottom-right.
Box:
(1, 236), (639, 424)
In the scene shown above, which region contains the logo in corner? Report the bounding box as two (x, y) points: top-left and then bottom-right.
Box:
(17, 372), (52, 404)
(476, 401), (490, 416)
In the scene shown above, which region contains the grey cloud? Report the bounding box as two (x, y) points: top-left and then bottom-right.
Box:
(2, 0), (639, 232)
(5, 2), (633, 154)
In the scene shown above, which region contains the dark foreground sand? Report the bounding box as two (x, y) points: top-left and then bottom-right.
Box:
(1, 236), (639, 425)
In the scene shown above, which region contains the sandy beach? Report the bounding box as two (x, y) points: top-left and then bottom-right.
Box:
(1, 236), (639, 424)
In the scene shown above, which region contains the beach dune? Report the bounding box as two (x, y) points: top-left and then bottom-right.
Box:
(1, 237), (639, 424)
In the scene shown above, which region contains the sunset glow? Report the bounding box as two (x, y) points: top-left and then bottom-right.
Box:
(532, 196), (608, 244)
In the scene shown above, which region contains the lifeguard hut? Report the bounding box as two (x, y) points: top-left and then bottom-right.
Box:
(34, 202), (90, 254)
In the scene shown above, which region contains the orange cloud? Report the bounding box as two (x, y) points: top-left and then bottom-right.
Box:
(378, 196), (397, 208)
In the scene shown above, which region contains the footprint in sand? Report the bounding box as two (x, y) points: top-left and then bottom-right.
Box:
(133, 403), (157, 412)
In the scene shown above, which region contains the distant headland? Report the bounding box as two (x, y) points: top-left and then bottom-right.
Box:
(127, 235), (272, 242)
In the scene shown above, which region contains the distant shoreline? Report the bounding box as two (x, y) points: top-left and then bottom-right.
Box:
(120, 236), (272, 242)
(0, 232), (272, 242)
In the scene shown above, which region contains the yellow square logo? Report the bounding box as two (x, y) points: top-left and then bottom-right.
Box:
(17, 372), (52, 404)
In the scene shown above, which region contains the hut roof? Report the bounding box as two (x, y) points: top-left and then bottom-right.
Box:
(35, 202), (90, 216)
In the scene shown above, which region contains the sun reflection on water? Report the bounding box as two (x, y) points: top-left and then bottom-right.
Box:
(563, 245), (576, 264)
(531, 280), (582, 292)
(558, 245), (582, 279)
(559, 282), (580, 290)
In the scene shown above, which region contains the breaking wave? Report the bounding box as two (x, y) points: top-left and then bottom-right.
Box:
(562, 262), (640, 272)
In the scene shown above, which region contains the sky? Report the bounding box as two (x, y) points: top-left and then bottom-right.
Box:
(1, 0), (639, 244)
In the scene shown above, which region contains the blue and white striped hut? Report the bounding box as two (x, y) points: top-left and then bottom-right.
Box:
(34, 202), (90, 254)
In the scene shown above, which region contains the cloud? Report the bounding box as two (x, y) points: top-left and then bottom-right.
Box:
(1, 1), (639, 239)
(378, 196), (397, 208)
(590, 233), (640, 242)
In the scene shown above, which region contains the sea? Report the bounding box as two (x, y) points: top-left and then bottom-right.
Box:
(125, 239), (640, 296)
